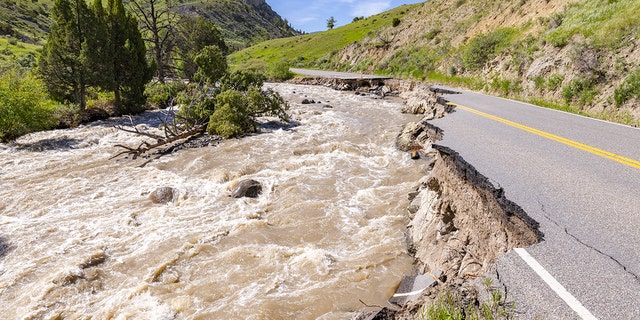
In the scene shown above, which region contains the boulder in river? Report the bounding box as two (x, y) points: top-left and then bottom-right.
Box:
(149, 187), (176, 204)
(230, 179), (263, 198)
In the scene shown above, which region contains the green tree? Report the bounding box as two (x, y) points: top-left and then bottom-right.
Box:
(193, 45), (227, 85)
(102, 0), (154, 112)
(38, 0), (98, 109)
(207, 87), (289, 138)
(327, 16), (336, 30)
(176, 15), (227, 80)
(220, 70), (266, 92)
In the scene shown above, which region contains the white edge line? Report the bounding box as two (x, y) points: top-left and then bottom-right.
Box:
(392, 288), (426, 298)
(514, 248), (598, 320)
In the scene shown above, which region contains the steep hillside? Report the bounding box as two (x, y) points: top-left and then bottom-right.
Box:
(232, 0), (640, 126)
(0, 0), (53, 43)
(175, 0), (300, 50)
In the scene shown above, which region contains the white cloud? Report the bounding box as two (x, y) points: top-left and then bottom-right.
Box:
(351, 1), (391, 17)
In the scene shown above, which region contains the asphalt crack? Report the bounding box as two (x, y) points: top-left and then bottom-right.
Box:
(536, 200), (640, 283)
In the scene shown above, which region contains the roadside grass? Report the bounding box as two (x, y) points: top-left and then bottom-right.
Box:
(525, 98), (640, 127)
(228, 3), (421, 69)
(425, 71), (484, 91)
(415, 279), (514, 320)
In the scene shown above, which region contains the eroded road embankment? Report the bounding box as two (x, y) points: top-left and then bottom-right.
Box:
(357, 85), (544, 319)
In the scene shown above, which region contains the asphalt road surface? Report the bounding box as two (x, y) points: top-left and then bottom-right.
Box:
(430, 87), (640, 319)
(289, 68), (391, 80)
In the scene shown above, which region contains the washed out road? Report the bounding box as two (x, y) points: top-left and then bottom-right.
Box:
(431, 88), (640, 319)
(289, 68), (640, 318)
(290, 68), (391, 80)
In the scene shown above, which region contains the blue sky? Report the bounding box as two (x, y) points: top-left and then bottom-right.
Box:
(266, 0), (424, 33)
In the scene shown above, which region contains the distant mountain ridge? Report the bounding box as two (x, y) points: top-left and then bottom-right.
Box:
(176, 0), (300, 50)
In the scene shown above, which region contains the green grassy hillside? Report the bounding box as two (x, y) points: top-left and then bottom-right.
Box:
(229, 4), (418, 69)
(0, 0), (53, 44)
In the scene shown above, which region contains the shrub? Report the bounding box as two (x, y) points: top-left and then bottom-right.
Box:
(532, 77), (545, 90)
(0, 67), (58, 141)
(208, 87), (289, 138)
(145, 81), (188, 109)
(392, 17), (401, 27)
(614, 68), (640, 107)
(462, 28), (516, 71)
(425, 28), (441, 41)
(491, 77), (522, 96)
(562, 76), (599, 105)
(546, 73), (565, 91)
(267, 59), (293, 81)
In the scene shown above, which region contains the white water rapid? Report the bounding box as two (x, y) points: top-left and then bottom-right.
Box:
(0, 83), (428, 319)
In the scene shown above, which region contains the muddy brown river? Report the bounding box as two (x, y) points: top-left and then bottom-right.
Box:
(0, 83), (428, 319)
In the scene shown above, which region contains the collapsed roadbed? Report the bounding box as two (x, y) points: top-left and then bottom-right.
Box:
(359, 82), (543, 319)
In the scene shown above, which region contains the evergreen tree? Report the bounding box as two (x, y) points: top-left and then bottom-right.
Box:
(39, 0), (97, 109)
(194, 45), (227, 85)
(103, 0), (154, 112)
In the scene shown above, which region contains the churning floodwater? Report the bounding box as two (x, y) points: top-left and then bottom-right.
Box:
(0, 83), (428, 319)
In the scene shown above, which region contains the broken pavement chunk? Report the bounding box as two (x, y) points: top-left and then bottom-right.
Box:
(389, 270), (443, 306)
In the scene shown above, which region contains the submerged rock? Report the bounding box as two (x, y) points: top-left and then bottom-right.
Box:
(230, 179), (263, 198)
(149, 187), (176, 204)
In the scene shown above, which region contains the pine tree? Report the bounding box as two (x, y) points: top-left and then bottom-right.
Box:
(38, 0), (97, 109)
(103, 0), (153, 112)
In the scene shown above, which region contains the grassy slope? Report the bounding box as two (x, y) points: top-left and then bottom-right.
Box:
(0, 0), (54, 43)
(0, 37), (41, 67)
(231, 0), (640, 126)
(545, 0), (640, 48)
(228, 4), (417, 68)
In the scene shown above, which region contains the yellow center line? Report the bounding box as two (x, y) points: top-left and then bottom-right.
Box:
(448, 102), (640, 170)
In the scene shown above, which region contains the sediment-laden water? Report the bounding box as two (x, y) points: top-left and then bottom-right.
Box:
(0, 83), (428, 319)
